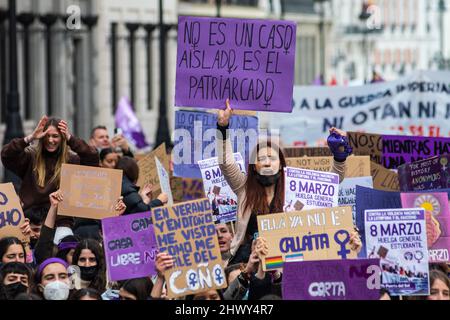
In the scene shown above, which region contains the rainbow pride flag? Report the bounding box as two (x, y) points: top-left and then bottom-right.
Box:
(265, 256), (283, 269)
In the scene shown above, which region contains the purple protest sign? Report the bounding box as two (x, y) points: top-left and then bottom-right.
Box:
(381, 135), (450, 169)
(398, 154), (450, 191)
(282, 259), (380, 300)
(401, 192), (450, 262)
(102, 212), (158, 282)
(175, 16), (296, 112)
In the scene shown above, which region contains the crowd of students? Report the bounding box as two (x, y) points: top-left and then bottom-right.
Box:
(0, 102), (449, 301)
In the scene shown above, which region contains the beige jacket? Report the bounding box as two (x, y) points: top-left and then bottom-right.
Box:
(217, 135), (346, 257)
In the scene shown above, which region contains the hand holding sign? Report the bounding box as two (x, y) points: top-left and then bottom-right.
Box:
(218, 99), (233, 127)
(114, 196), (126, 216)
(19, 218), (32, 238)
(349, 230), (362, 254)
(155, 252), (175, 278)
(49, 190), (64, 207)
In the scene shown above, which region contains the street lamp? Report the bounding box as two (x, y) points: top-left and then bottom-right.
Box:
(216, 0), (221, 18)
(155, 0), (172, 148)
(314, 0), (329, 81)
(438, 0), (447, 70)
(2, 0), (24, 187)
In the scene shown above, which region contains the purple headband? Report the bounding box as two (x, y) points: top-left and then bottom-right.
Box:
(36, 257), (69, 283)
(57, 241), (79, 251)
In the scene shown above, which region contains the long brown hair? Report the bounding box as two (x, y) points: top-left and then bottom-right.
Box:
(33, 117), (70, 188)
(243, 140), (286, 216)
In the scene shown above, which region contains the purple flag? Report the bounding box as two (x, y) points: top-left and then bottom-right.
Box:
(282, 259), (380, 300)
(115, 96), (150, 149)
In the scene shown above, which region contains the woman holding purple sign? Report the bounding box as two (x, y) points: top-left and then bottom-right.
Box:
(216, 99), (362, 265)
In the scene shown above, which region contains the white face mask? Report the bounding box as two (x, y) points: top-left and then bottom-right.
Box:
(43, 280), (70, 300)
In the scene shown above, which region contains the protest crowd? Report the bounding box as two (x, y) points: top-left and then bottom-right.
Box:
(1, 16), (450, 303)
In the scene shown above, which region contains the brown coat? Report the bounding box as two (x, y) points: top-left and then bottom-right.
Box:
(1, 136), (99, 210)
(217, 135), (346, 257)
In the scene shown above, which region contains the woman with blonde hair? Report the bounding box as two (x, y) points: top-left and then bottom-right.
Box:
(1, 116), (99, 211)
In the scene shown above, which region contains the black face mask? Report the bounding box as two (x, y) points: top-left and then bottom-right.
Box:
(256, 172), (281, 187)
(79, 266), (98, 281)
(29, 238), (38, 250)
(4, 282), (28, 299)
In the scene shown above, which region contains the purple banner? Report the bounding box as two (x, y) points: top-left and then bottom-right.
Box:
(282, 259), (380, 300)
(381, 135), (450, 169)
(398, 154), (450, 191)
(173, 110), (258, 178)
(175, 16), (296, 112)
(102, 212), (158, 282)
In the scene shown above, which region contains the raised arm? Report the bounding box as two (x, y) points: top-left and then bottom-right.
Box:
(0, 116), (50, 178)
(216, 99), (247, 194)
(327, 127), (352, 184)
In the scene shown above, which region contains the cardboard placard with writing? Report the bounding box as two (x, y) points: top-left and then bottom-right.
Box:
(284, 147), (332, 158)
(152, 199), (227, 298)
(285, 156), (370, 178)
(0, 183), (29, 244)
(347, 132), (383, 164)
(182, 178), (205, 201)
(136, 143), (169, 199)
(370, 161), (400, 191)
(59, 164), (122, 219)
(170, 176), (184, 203)
(257, 206), (357, 271)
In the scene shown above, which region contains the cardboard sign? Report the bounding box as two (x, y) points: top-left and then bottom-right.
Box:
(198, 153), (246, 223)
(347, 132), (383, 164)
(257, 206), (357, 271)
(155, 157), (174, 206)
(173, 109), (258, 178)
(171, 176), (184, 203)
(365, 208), (429, 296)
(282, 259), (381, 300)
(348, 132), (450, 170)
(338, 176), (373, 223)
(175, 16), (296, 112)
(401, 192), (450, 263)
(136, 143), (170, 199)
(398, 154), (450, 191)
(102, 211), (158, 281)
(182, 178), (205, 201)
(283, 147), (332, 158)
(59, 164), (122, 219)
(0, 183), (29, 244)
(284, 167), (339, 211)
(285, 156), (371, 178)
(152, 199), (226, 298)
(370, 161), (399, 191)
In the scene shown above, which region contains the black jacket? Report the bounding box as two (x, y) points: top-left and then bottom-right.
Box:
(121, 176), (163, 215)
